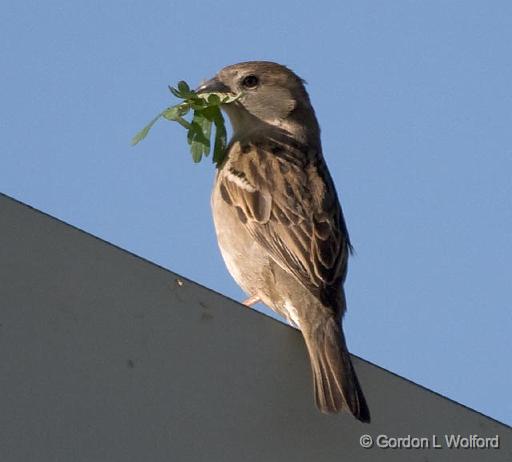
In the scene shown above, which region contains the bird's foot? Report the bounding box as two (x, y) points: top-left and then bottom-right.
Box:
(242, 295), (260, 307)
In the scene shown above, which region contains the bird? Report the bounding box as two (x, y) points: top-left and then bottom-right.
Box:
(196, 61), (370, 422)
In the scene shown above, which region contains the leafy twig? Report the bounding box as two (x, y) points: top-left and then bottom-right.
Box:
(132, 80), (241, 167)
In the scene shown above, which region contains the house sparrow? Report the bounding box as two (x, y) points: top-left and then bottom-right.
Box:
(197, 61), (370, 422)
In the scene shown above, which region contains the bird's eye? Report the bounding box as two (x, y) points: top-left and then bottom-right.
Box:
(241, 75), (259, 89)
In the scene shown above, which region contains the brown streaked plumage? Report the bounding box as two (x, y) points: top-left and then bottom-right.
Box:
(198, 61), (370, 422)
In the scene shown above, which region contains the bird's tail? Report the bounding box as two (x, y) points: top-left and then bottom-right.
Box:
(302, 316), (370, 422)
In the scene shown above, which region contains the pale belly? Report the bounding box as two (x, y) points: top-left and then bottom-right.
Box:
(211, 180), (272, 298)
(210, 179), (315, 326)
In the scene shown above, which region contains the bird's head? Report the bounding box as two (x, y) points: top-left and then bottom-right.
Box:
(196, 61), (319, 143)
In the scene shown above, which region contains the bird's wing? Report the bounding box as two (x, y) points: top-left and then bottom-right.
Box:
(218, 140), (351, 305)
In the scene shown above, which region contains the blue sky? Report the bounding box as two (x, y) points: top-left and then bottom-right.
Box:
(2, 1), (511, 425)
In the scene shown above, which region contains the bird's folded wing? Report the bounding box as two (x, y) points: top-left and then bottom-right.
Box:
(218, 141), (351, 300)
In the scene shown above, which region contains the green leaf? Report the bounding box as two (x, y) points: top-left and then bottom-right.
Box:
(199, 113), (213, 156)
(177, 80), (191, 95)
(200, 105), (218, 121)
(186, 111), (213, 162)
(169, 81), (195, 99)
(207, 94), (221, 106)
(211, 107), (227, 166)
(162, 105), (183, 121)
(190, 139), (203, 163)
(187, 116), (206, 145)
(131, 112), (163, 146)
(189, 99), (207, 111)
(168, 85), (181, 98)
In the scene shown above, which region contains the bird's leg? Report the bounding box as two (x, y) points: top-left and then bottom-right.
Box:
(242, 295), (260, 307)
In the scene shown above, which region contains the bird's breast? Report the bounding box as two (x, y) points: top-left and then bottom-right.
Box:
(211, 176), (270, 296)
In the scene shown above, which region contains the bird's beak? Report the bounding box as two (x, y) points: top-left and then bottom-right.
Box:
(195, 76), (231, 94)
